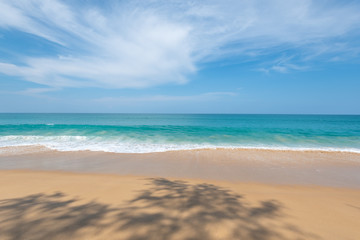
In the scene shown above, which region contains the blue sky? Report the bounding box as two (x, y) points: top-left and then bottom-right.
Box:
(0, 0), (360, 113)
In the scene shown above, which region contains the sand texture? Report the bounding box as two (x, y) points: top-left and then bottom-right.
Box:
(1, 147), (360, 187)
(0, 170), (360, 240)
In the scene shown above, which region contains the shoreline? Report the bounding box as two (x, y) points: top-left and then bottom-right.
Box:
(2, 144), (360, 156)
(1, 169), (359, 240)
(1, 144), (360, 154)
(1, 146), (360, 188)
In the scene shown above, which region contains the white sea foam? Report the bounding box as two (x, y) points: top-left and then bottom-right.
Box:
(1, 135), (360, 154)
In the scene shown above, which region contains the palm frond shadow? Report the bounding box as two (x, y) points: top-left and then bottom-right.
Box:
(0, 178), (320, 240)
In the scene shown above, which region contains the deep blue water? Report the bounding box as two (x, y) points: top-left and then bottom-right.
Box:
(0, 114), (359, 153)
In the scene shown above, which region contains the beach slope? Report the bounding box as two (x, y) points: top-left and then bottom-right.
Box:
(0, 170), (359, 240)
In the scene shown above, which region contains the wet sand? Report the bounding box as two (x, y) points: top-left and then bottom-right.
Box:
(1, 146), (360, 187)
(0, 170), (359, 240)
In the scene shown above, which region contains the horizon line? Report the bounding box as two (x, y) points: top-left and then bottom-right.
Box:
(1, 112), (359, 116)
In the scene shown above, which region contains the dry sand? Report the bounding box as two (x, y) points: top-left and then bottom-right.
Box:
(0, 170), (360, 240)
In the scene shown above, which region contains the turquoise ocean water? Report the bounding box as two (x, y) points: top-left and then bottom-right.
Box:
(0, 114), (359, 153)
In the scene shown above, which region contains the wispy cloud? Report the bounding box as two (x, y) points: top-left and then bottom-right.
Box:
(0, 0), (359, 88)
(257, 55), (310, 74)
(95, 91), (237, 104)
(17, 87), (59, 95)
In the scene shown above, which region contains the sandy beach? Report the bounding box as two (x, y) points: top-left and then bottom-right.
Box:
(0, 148), (360, 239)
(1, 146), (360, 187)
(0, 169), (359, 240)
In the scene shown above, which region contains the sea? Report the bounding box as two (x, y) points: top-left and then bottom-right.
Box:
(0, 113), (359, 153)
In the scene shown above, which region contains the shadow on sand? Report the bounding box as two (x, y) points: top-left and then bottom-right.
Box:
(0, 178), (319, 240)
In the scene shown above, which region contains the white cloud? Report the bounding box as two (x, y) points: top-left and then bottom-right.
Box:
(95, 91), (237, 104)
(0, 0), (359, 88)
(17, 87), (59, 95)
(256, 55), (310, 74)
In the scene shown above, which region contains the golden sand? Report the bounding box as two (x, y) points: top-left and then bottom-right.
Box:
(0, 170), (359, 240)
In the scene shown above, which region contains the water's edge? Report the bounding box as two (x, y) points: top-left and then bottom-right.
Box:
(1, 114), (359, 153)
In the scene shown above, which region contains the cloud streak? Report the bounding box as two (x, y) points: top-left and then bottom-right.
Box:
(0, 0), (359, 88)
(95, 91), (237, 104)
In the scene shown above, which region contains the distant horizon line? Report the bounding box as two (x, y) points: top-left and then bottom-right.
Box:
(1, 112), (359, 116)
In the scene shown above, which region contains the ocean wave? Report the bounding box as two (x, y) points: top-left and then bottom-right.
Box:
(0, 135), (360, 154)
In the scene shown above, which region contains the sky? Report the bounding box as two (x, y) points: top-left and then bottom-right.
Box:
(0, 0), (360, 114)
